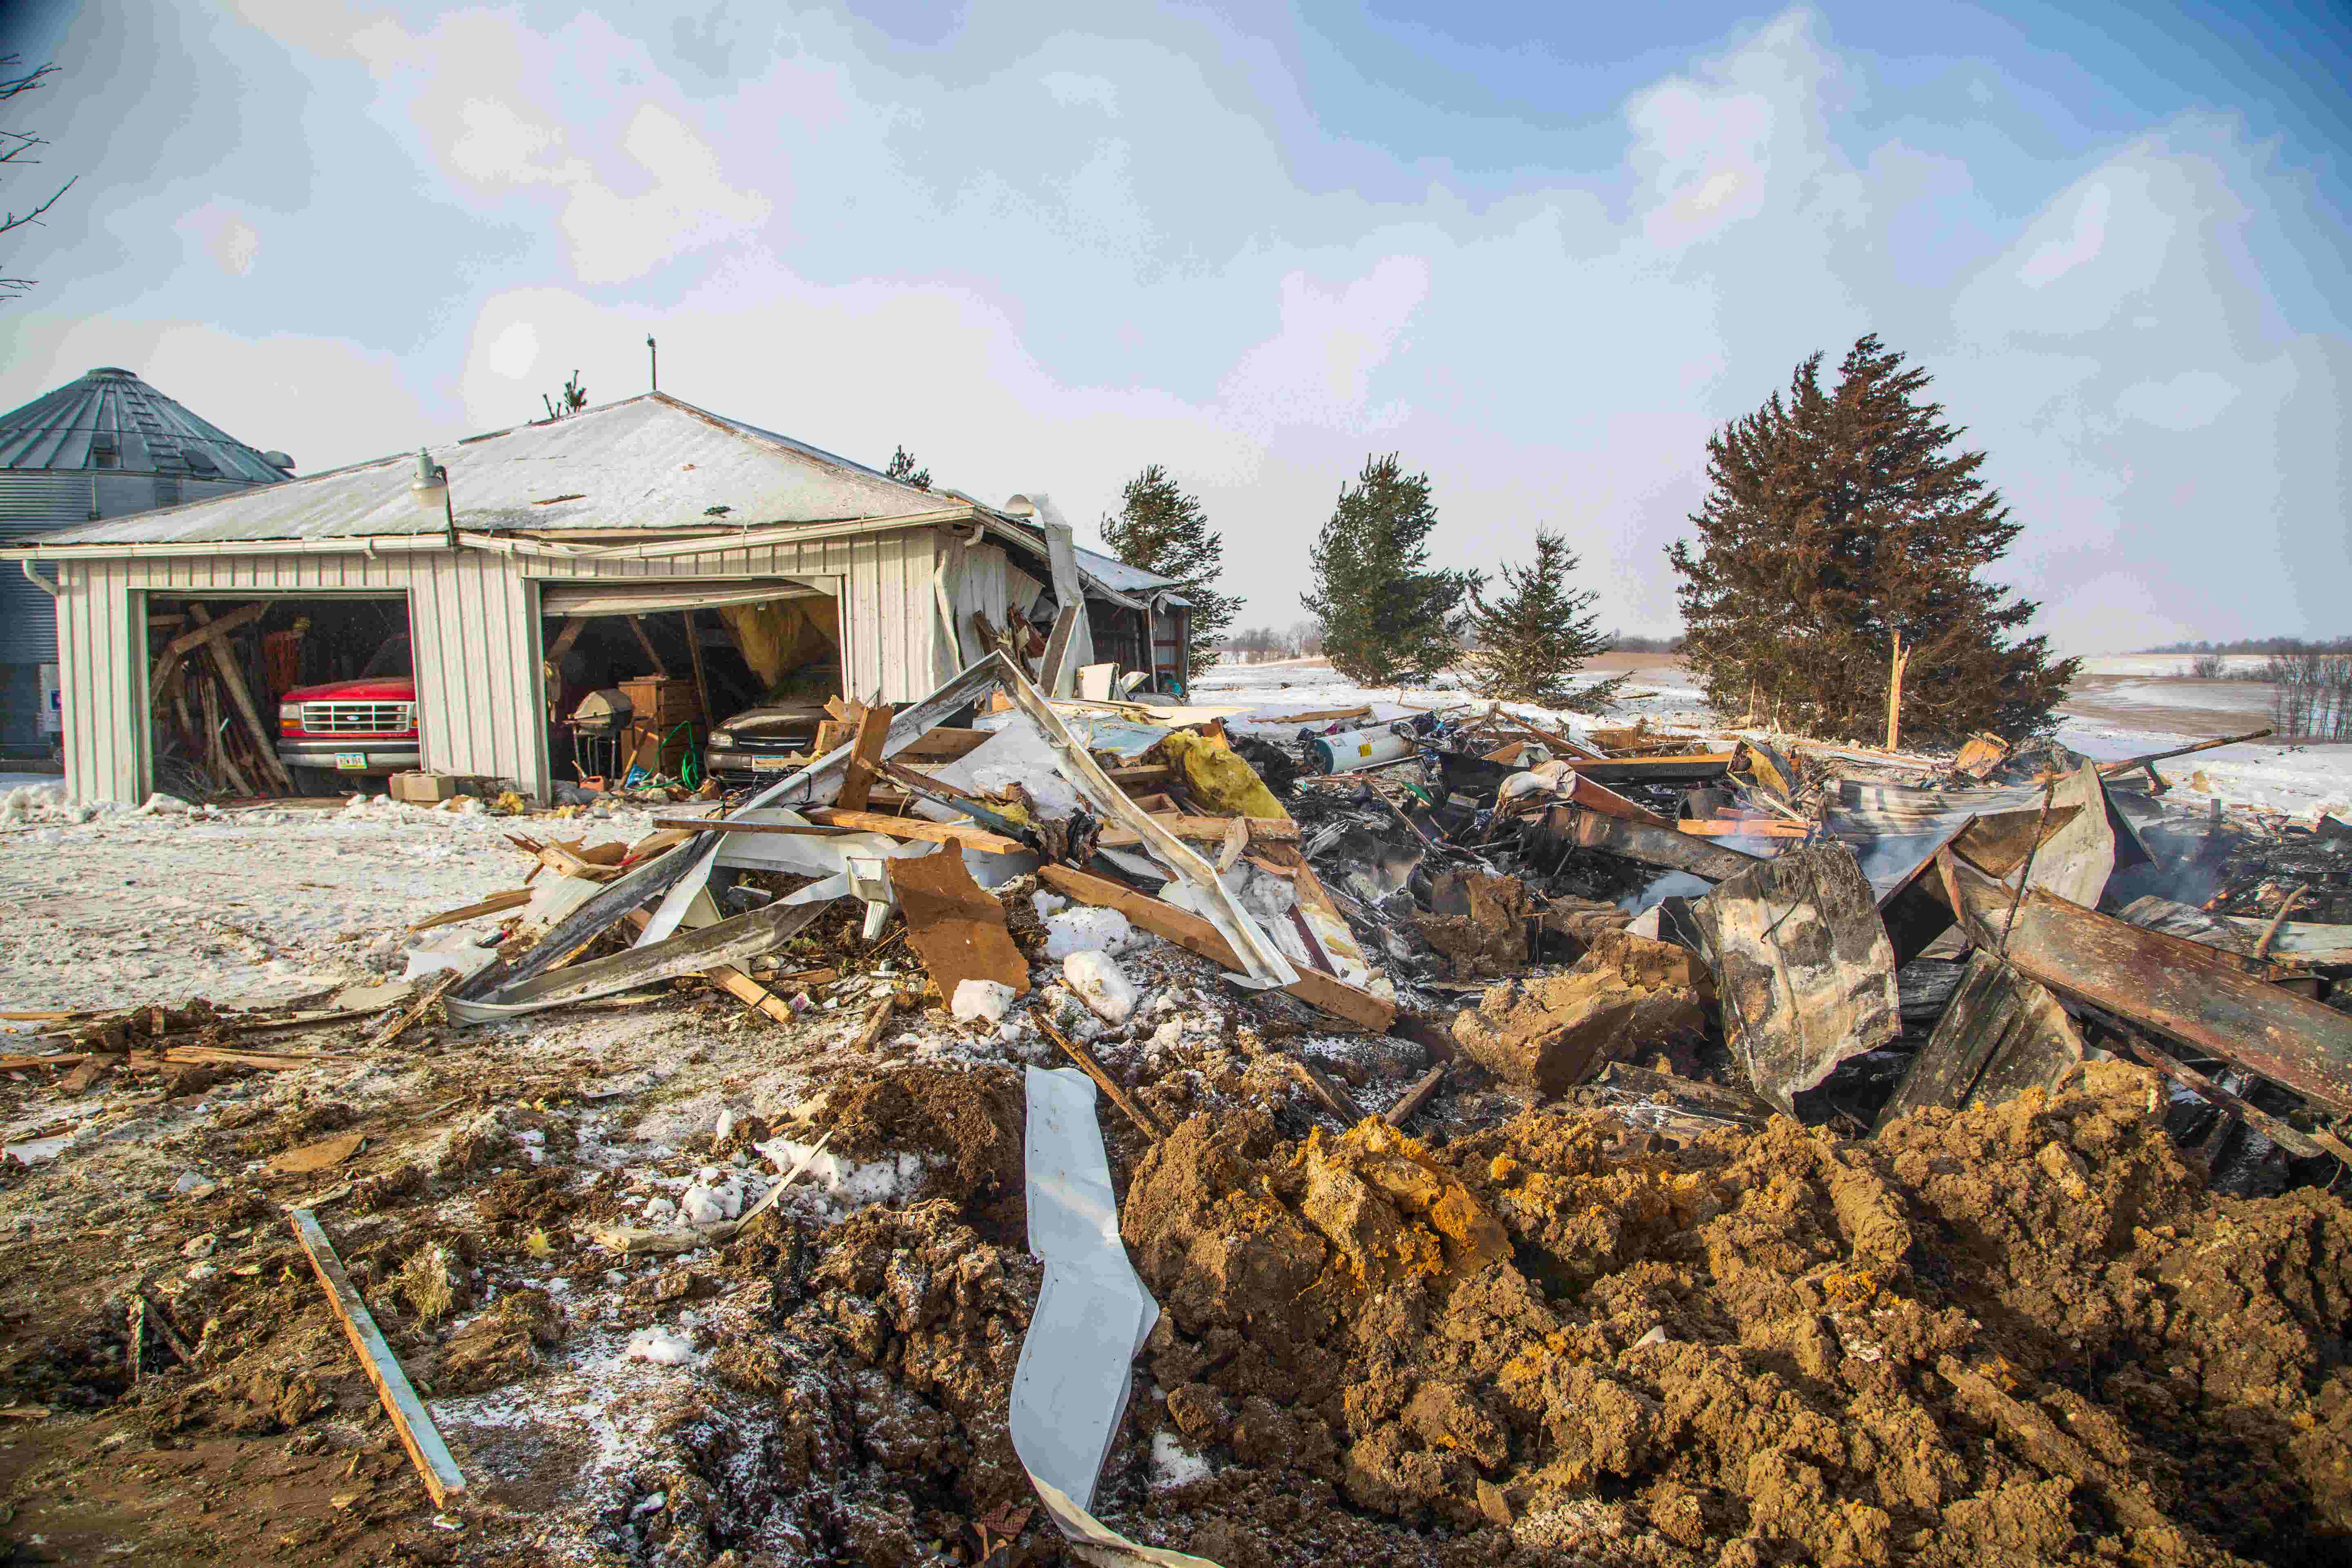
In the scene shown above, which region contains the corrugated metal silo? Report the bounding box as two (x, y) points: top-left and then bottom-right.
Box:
(0, 367), (292, 748)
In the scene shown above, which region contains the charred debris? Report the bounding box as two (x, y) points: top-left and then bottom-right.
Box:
(423, 659), (2352, 1199)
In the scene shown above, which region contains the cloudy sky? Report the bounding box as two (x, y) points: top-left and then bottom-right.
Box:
(2, 1), (2345, 652)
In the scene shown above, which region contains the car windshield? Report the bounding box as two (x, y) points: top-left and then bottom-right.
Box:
(361, 633), (412, 679)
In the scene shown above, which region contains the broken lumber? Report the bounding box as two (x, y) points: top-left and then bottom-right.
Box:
(1675, 819), (1811, 838)
(408, 889), (533, 933)
(1038, 1015), (1166, 1139)
(2103, 1028), (2349, 1163)
(367, 971), (460, 1050)
(1097, 814), (1300, 849)
(836, 703), (893, 812)
(1289, 1056), (1372, 1125)
(2096, 728), (2272, 776)
(188, 604), (296, 793)
(1383, 1063), (1448, 1127)
(1557, 752), (1735, 785)
(1038, 864), (1395, 1031)
(802, 808), (1030, 857)
(288, 1208), (466, 1509)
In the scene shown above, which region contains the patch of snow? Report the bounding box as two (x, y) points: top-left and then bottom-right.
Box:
(623, 1326), (696, 1366)
(1042, 905), (1140, 959)
(1063, 949), (1138, 1024)
(952, 978), (1016, 1023)
(1151, 1429), (1212, 1489)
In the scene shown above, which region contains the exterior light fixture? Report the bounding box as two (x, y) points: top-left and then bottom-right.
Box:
(412, 449), (457, 548)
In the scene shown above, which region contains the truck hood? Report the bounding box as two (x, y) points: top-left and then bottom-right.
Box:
(282, 677), (416, 702)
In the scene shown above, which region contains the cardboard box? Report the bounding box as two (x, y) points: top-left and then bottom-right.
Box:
(390, 771), (459, 804)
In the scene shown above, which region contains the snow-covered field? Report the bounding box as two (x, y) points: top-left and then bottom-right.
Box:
(0, 786), (659, 1013)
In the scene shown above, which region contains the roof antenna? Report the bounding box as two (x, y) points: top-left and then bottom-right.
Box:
(646, 335), (658, 393)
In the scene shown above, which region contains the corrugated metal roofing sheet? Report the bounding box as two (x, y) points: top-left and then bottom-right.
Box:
(0, 368), (292, 485)
(1071, 544), (1180, 594)
(21, 393), (956, 547)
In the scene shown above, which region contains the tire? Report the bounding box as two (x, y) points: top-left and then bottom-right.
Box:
(290, 766), (343, 797)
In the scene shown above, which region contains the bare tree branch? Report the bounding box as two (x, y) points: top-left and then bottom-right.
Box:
(0, 55), (72, 301)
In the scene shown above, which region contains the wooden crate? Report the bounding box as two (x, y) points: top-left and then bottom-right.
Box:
(618, 675), (701, 728)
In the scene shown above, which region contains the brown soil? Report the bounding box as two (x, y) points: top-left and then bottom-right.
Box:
(1102, 1062), (2352, 1566)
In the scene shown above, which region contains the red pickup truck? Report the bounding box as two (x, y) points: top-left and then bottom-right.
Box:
(276, 634), (420, 786)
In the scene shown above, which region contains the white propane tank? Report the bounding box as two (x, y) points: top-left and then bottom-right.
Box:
(1312, 726), (1417, 774)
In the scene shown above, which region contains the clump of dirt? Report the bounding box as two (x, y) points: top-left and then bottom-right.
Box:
(616, 1200), (1045, 1566)
(1107, 1062), (2352, 1567)
(813, 1064), (1028, 1241)
(431, 1286), (565, 1397)
(1450, 932), (1710, 1096)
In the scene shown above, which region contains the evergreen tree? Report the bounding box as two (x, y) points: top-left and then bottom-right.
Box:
(1099, 463), (1240, 678)
(1667, 335), (2078, 742)
(884, 445), (931, 489)
(1304, 453), (1478, 687)
(1464, 529), (1622, 709)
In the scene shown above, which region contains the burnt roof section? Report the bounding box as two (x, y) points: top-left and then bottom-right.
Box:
(0, 367), (292, 485)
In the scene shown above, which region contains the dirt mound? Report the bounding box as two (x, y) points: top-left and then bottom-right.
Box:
(1109, 1062), (2352, 1566)
(810, 1063), (1029, 1241)
(1451, 932), (1710, 1095)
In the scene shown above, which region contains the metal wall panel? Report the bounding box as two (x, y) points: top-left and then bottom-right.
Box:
(409, 550), (544, 799)
(39, 523), (940, 801)
(56, 560), (145, 802)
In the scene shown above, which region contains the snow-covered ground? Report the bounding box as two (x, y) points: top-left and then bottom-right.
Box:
(0, 786), (659, 1014)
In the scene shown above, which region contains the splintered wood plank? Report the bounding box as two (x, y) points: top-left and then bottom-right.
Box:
(802, 809), (1029, 856)
(1693, 843), (1900, 1116)
(288, 1209), (465, 1508)
(835, 704), (893, 812)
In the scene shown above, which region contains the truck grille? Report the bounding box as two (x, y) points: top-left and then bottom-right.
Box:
(299, 701), (415, 735)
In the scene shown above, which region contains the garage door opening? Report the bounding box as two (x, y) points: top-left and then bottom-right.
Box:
(538, 580), (840, 791)
(146, 594), (412, 800)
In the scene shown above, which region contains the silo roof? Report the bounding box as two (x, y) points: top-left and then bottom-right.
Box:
(0, 367), (291, 485)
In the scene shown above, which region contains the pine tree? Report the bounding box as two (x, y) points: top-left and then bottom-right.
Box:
(1304, 453), (1478, 687)
(1667, 335), (2078, 743)
(1099, 463), (1240, 678)
(1464, 529), (1622, 709)
(884, 445), (931, 489)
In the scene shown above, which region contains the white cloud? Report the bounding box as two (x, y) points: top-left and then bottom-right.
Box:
(2018, 182), (2111, 287)
(2116, 368), (2241, 431)
(175, 204), (262, 278)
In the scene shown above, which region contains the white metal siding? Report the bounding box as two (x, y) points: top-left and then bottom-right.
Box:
(409, 551), (544, 798)
(56, 560), (144, 802)
(42, 524), (939, 803)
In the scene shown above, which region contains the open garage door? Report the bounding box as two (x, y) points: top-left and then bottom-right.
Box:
(146, 592), (412, 800)
(539, 577), (842, 793)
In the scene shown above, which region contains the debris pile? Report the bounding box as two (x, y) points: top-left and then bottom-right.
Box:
(4, 653), (2350, 1564)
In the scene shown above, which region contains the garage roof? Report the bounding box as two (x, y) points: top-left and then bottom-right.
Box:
(18, 393), (949, 547)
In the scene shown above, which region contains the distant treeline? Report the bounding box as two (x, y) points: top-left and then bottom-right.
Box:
(2139, 635), (2351, 655)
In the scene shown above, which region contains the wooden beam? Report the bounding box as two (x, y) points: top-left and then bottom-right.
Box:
(681, 608), (713, 730)
(1560, 808), (1765, 881)
(1289, 1056), (1371, 1124)
(1038, 1015), (1166, 1139)
(1038, 864), (1395, 1031)
(1555, 752), (1736, 784)
(801, 808), (1029, 857)
(1098, 814), (1300, 849)
(367, 970), (459, 1050)
(408, 888), (533, 933)
(1038, 602), (1082, 696)
(624, 615), (669, 677)
(188, 605), (296, 792)
(835, 703), (893, 812)
(287, 1209), (466, 1509)
(1383, 1063), (1448, 1127)
(1676, 819), (1811, 838)
(153, 600), (268, 695)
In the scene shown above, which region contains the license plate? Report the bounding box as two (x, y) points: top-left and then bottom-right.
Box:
(749, 756), (790, 772)
(334, 753), (368, 771)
